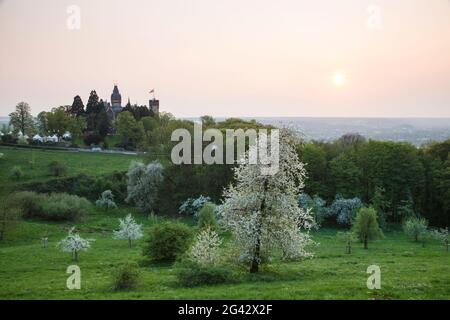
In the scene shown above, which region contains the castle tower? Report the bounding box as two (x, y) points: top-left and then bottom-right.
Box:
(111, 84), (122, 113)
(149, 98), (159, 114)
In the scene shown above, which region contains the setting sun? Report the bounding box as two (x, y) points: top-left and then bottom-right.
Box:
(333, 72), (347, 87)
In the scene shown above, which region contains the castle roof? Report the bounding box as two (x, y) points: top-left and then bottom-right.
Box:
(111, 85), (122, 101)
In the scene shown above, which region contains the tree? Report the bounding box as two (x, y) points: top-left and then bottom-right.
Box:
(189, 227), (222, 266)
(116, 111), (145, 149)
(371, 186), (390, 228)
(298, 194), (327, 227)
(219, 131), (315, 273)
(198, 203), (218, 230)
(298, 143), (328, 197)
(46, 107), (69, 138)
(69, 95), (85, 117)
(336, 231), (356, 254)
(179, 195), (212, 219)
(328, 195), (363, 226)
(125, 161), (164, 213)
(113, 214), (143, 248)
(37, 111), (49, 135)
(57, 228), (93, 261)
(352, 207), (383, 249)
(200, 115), (216, 127)
(330, 152), (363, 198)
(95, 190), (117, 210)
(403, 217), (428, 242)
(9, 102), (35, 136)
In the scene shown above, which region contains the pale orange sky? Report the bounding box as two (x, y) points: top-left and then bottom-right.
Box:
(0, 0), (449, 117)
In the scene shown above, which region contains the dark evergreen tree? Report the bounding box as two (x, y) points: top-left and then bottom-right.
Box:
(70, 95), (85, 117)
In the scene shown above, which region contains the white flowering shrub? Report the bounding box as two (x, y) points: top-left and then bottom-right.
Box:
(327, 195), (363, 226)
(189, 228), (222, 266)
(113, 214), (143, 248)
(95, 190), (117, 210)
(432, 228), (449, 252)
(126, 161), (164, 213)
(298, 194), (327, 227)
(219, 131), (315, 273)
(57, 228), (94, 261)
(179, 195), (211, 219)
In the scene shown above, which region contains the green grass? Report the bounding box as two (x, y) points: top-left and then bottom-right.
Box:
(0, 146), (449, 300)
(0, 146), (144, 184)
(1, 210), (449, 300)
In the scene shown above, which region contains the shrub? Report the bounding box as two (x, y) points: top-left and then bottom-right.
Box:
(197, 203), (218, 230)
(176, 263), (232, 287)
(10, 191), (90, 221)
(179, 195), (211, 219)
(49, 161), (67, 177)
(10, 166), (24, 180)
(8, 191), (43, 217)
(20, 172), (128, 204)
(112, 262), (142, 291)
(327, 195), (363, 226)
(352, 207), (383, 249)
(432, 228), (449, 252)
(189, 227), (222, 265)
(142, 221), (194, 263)
(403, 217), (428, 242)
(42, 193), (90, 221)
(96, 190), (117, 210)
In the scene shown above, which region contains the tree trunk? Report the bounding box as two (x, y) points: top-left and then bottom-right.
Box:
(128, 238), (132, 248)
(364, 235), (368, 249)
(250, 238), (261, 273)
(73, 250), (78, 261)
(0, 230), (3, 241)
(249, 179), (268, 274)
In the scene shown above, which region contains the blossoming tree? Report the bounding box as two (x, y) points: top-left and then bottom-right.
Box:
(113, 214), (143, 248)
(189, 227), (222, 266)
(57, 228), (93, 261)
(126, 161), (164, 213)
(218, 131), (315, 273)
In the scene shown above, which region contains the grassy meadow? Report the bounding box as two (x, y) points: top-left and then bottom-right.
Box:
(0, 146), (449, 300)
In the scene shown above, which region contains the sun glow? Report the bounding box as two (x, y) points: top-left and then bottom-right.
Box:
(333, 72), (347, 87)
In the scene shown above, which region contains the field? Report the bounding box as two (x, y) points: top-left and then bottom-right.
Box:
(0, 146), (449, 300)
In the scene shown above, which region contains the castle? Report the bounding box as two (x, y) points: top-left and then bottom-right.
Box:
(105, 84), (159, 121)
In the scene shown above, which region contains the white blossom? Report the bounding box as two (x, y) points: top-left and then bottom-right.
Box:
(113, 214), (143, 248)
(126, 161), (163, 213)
(218, 130), (315, 272)
(189, 227), (222, 266)
(57, 228), (94, 261)
(432, 228), (449, 252)
(95, 190), (117, 209)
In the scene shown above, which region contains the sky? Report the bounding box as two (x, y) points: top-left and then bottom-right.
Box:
(0, 0), (449, 117)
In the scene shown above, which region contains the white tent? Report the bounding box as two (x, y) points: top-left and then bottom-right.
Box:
(32, 134), (44, 143)
(45, 135), (58, 143)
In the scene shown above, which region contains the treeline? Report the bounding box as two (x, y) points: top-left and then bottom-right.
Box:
(297, 134), (450, 227)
